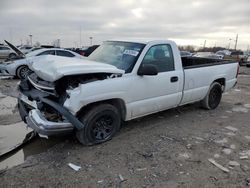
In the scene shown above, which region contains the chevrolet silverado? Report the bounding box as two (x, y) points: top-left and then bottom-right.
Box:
(17, 39), (239, 145)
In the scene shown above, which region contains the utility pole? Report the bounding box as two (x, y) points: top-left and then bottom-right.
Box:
(29, 34), (33, 46)
(234, 34), (238, 50)
(80, 27), (82, 48)
(203, 40), (206, 48)
(89, 37), (93, 46)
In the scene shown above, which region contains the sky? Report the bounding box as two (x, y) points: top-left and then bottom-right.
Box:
(0, 0), (250, 50)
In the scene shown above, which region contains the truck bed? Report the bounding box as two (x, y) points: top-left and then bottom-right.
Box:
(180, 57), (238, 106)
(181, 57), (236, 69)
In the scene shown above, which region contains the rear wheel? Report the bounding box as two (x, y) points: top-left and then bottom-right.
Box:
(201, 82), (222, 110)
(76, 104), (121, 145)
(8, 53), (17, 59)
(16, 65), (31, 79)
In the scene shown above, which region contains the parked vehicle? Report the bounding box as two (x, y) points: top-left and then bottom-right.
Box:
(223, 50), (247, 65)
(193, 52), (223, 59)
(18, 45), (33, 54)
(246, 56), (250, 67)
(0, 46), (83, 79)
(17, 39), (238, 145)
(73, 45), (100, 57)
(0, 45), (17, 59)
(180, 51), (192, 57)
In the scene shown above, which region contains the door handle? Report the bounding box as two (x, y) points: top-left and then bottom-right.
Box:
(170, 76), (178, 82)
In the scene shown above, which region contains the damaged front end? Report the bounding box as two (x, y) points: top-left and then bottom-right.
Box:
(18, 72), (119, 137)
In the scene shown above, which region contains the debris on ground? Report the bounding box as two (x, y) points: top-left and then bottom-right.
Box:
(222, 148), (232, 155)
(228, 161), (240, 167)
(239, 150), (250, 157)
(244, 136), (250, 140)
(178, 153), (191, 159)
(232, 106), (248, 113)
(224, 132), (236, 136)
(225, 126), (238, 132)
(186, 144), (192, 149)
(208, 158), (229, 173)
(159, 135), (174, 141)
(97, 180), (104, 184)
(234, 89), (241, 92)
(214, 154), (220, 158)
(215, 138), (228, 144)
(246, 178), (250, 186)
(244, 104), (250, 108)
(136, 168), (147, 171)
(137, 151), (153, 159)
(240, 156), (249, 160)
(118, 174), (125, 182)
(68, 163), (81, 171)
(230, 144), (236, 149)
(0, 168), (7, 176)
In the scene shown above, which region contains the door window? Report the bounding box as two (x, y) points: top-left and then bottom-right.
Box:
(56, 50), (75, 57)
(37, 50), (55, 56)
(141, 44), (175, 72)
(0, 47), (10, 50)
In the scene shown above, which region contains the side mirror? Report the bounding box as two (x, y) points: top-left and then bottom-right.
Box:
(138, 64), (158, 76)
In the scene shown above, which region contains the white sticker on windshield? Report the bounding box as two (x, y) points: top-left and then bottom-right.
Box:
(123, 50), (139, 56)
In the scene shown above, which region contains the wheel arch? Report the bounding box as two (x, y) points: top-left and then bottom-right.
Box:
(16, 64), (29, 76)
(213, 77), (225, 91)
(8, 52), (17, 58)
(76, 98), (127, 121)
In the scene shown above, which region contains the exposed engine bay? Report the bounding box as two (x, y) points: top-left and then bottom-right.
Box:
(19, 72), (121, 123)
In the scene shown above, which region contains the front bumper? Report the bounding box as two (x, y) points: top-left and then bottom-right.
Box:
(18, 93), (74, 136)
(0, 64), (11, 76)
(26, 109), (74, 136)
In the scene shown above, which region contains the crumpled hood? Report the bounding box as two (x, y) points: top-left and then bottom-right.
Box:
(29, 55), (124, 82)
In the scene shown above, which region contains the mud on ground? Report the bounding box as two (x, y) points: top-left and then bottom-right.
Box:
(0, 67), (250, 188)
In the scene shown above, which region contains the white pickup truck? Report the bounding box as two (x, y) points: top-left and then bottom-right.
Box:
(18, 39), (239, 145)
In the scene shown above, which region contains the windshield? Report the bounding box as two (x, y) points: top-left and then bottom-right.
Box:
(88, 41), (145, 73)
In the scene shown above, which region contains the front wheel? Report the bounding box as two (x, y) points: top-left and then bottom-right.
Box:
(16, 65), (31, 79)
(201, 82), (222, 110)
(8, 53), (17, 59)
(76, 104), (121, 145)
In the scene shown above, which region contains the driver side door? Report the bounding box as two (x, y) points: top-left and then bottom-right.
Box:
(128, 44), (183, 119)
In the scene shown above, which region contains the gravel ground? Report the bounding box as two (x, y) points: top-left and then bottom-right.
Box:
(0, 67), (250, 188)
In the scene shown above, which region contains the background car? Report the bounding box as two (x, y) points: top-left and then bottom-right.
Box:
(18, 45), (33, 54)
(25, 48), (83, 58)
(223, 50), (247, 65)
(180, 51), (192, 57)
(72, 45), (99, 57)
(193, 52), (223, 59)
(0, 48), (83, 79)
(0, 45), (17, 59)
(246, 56), (250, 67)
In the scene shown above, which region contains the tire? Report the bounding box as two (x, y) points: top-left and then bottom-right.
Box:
(246, 64), (250, 68)
(8, 53), (17, 59)
(201, 82), (222, 110)
(76, 104), (121, 145)
(16, 65), (31, 79)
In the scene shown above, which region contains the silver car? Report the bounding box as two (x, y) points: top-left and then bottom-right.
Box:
(246, 56), (250, 67)
(0, 48), (83, 79)
(0, 45), (17, 59)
